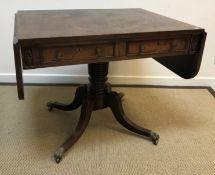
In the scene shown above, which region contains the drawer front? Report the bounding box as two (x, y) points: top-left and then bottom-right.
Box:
(126, 38), (189, 56)
(22, 43), (115, 69)
(39, 43), (115, 64)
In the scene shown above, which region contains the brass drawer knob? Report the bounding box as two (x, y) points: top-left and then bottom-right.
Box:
(95, 47), (102, 56)
(171, 41), (178, 49)
(56, 51), (64, 60)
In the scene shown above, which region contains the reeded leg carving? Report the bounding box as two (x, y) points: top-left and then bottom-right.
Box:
(47, 86), (86, 111)
(106, 92), (159, 145)
(53, 96), (94, 163)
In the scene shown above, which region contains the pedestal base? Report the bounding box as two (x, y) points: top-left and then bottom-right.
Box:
(47, 63), (159, 163)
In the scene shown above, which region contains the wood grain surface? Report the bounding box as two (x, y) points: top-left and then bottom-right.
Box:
(14, 9), (202, 40)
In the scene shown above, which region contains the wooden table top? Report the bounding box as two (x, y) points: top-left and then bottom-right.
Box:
(14, 8), (202, 41)
(13, 8), (206, 100)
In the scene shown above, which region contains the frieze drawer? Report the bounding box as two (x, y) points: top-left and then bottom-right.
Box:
(40, 43), (115, 64)
(21, 43), (115, 68)
(126, 38), (190, 56)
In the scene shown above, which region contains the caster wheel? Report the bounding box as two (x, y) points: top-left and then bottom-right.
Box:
(54, 155), (62, 164)
(53, 147), (65, 164)
(150, 132), (159, 145)
(47, 102), (53, 112)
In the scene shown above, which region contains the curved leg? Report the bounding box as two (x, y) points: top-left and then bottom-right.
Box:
(53, 96), (94, 163)
(47, 86), (86, 111)
(107, 83), (124, 99)
(106, 92), (159, 145)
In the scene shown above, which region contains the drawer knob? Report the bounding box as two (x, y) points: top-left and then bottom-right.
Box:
(140, 44), (145, 52)
(56, 51), (64, 59)
(171, 41), (178, 49)
(95, 47), (102, 56)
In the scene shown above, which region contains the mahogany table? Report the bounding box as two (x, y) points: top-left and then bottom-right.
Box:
(13, 9), (206, 163)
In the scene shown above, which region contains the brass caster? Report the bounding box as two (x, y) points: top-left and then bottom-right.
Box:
(53, 147), (65, 164)
(47, 102), (54, 112)
(150, 131), (160, 145)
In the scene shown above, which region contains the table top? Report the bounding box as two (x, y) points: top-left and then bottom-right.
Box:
(13, 8), (206, 100)
(14, 8), (202, 41)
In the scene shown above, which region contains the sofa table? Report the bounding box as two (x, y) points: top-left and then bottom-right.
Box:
(13, 9), (206, 163)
